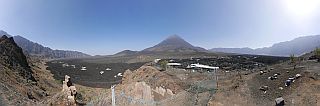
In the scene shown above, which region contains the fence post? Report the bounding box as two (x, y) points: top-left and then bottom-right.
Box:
(111, 85), (116, 106)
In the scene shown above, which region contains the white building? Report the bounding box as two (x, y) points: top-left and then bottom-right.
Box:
(154, 59), (161, 63)
(189, 63), (219, 70)
(81, 66), (87, 71)
(100, 71), (104, 75)
(166, 63), (182, 66)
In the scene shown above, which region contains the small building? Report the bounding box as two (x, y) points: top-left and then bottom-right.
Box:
(62, 63), (69, 67)
(81, 66), (87, 71)
(190, 63), (219, 70)
(167, 63), (182, 66)
(166, 63), (182, 69)
(154, 59), (161, 63)
(100, 71), (104, 75)
(117, 73), (123, 77)
(70, 65), (76, 68)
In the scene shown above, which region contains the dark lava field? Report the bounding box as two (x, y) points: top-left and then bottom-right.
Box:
(46, 54), (288, 88)
(161, 55), (289, 70)
(46, 60), (145, 88)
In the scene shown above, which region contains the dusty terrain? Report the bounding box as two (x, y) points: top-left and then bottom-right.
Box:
(43, 53), (293, 106)
(78, 65), (218, 106)
(1, 47), (315, 106)
(209, 60), (320, 106)
(0, 36), (62, 105)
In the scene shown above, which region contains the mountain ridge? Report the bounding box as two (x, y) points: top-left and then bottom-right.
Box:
(113, 50), (138, 56)
(113, 35), (209, 56)
(13, 35), (91, 59)
(141, 35), (207, 53)
(0, 35), (63, 105)
(210, 35), (320, 56)
(0, 35), (36, 81)
(0, 30), (90, 59)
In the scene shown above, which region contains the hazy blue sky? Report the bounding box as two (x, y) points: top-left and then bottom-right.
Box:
(1, 0), (320, 55)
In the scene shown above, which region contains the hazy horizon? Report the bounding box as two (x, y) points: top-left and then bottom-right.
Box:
(1, 0), (320, 55)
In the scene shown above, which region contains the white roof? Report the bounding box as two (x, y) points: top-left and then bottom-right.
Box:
(167, 63), (182, 66)
(190, 63), (219, 69)
(117, 73), (123, 76)
(154, 59), (161, 63)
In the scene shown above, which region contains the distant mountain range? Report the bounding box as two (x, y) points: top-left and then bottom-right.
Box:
(13, 36), (90, 59)
(210, 35), (320, 56)
(0, 30), (12, 37)
(113, 50), (138, 56)
(1, 30), (90, 59)
(3, 30), (320, 57)
(115, 34), (320, 57)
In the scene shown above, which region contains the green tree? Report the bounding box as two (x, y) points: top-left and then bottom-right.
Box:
(290, 54), (297, 69)
(159, 60), (168, 70)
(315, 48), (320, 62)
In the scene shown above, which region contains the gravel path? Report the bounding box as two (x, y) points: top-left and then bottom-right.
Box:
(0, 96), (7, 106)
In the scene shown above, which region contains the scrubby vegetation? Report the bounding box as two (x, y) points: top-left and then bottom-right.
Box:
(159, 60), (168, 70)
(290, 54), (297, 69)
(315, 48), (320, 62)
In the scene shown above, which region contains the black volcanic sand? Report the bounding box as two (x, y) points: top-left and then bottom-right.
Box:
(46, 54), (287, 88)
(161, 55), (289, 70)
(46, 60), (145, 88)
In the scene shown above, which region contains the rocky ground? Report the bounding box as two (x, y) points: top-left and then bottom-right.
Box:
(0, 35), (61, 105)
(23, 54), (320, 106)
(44, 53), (318, 106)
(80, 63), (218, 106)
(208, 59), (320, 106)
(2, 34), (318, 105)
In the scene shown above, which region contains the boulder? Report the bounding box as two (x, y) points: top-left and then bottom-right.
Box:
(275, 97), (285, 106)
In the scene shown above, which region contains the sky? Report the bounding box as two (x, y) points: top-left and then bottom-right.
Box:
(0, 0), (320, 55)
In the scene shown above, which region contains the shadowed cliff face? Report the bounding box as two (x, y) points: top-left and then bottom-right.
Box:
(0, 35), (63, 106)
(0, 35), (36, 81)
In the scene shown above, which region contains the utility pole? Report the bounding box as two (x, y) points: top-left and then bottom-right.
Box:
(111, 85), (116, 106)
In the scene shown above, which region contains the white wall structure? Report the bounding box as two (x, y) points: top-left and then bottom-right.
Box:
(166, 63), (182, 66)
(190, 63), (219, 70)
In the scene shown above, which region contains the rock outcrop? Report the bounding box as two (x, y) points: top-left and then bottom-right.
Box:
(122, 66), (182, 94)
(0, 35), (36, 81)
(0, 35), (57, 105)
(113, 66), (184, 106)
(62, 75), (77, 104)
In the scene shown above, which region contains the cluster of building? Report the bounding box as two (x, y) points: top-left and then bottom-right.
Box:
(62, 63), (76, 68)
(155, 59), (219, 72)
